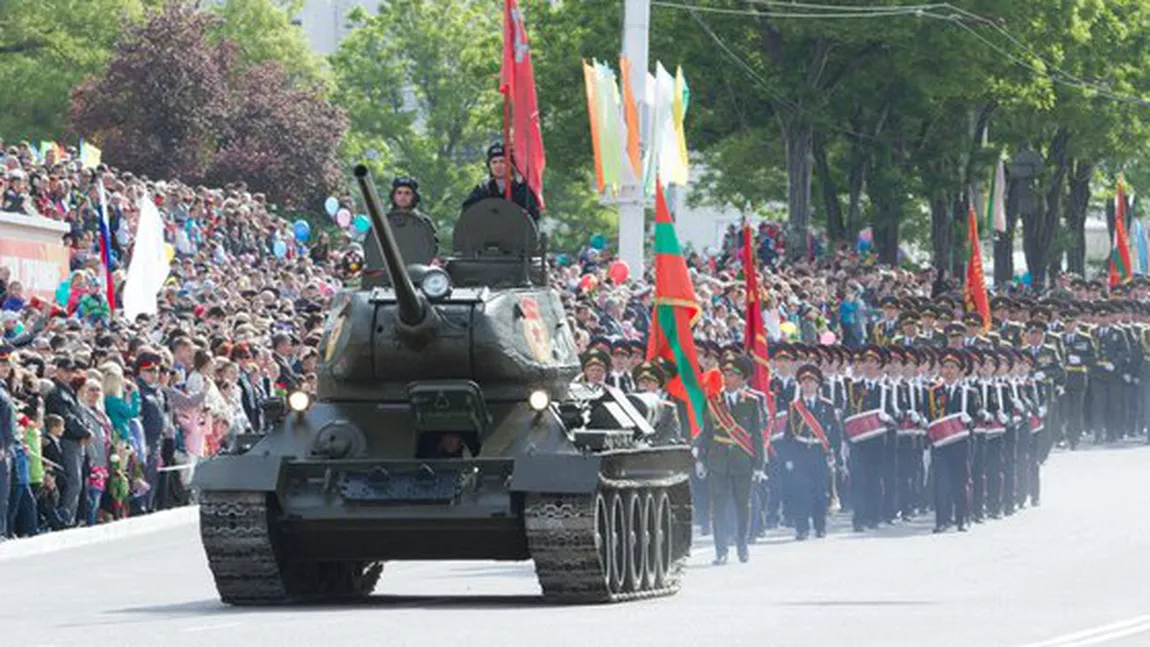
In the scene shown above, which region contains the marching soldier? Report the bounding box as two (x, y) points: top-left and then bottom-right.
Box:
(1060, 306), (1095, 449)
(1022, 320), (1063, 507)
(782, 364), (841, 540)
(606, 339), (636, 392)
(632, 361), (683, 446)
(892, 312), (923, 347)
(576, 348), (610, 388)
(925, 348), (980, 533)
(699, 354), (763, 565)
(844, 346), (894, 532)
(870, 296), (901, 346)
(918, 306), (946, 346)
(1091, 304), (1129, 443)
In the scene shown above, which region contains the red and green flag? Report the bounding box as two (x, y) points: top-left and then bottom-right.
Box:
(646, 181), (707, 437)
(1110, 178), (1133, 288)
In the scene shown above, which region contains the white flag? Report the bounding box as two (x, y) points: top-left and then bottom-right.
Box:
(122, 194), (171, 320)
(992, 159), (1007, 233)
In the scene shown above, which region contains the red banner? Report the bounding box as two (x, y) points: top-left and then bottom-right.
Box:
(0, 238), (70, 300)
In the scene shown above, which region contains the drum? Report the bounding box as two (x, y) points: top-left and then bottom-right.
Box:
(928, 413), (968, 447)
(897, 415), (923, 437)
(1028, 413), (1044, 434)
(844, 409), (887, 443)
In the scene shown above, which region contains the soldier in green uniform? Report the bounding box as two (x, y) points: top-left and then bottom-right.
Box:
(1091, 303), (1130, 443)
(1060, 305), (1095, 449)
(632, 360), (684, 446)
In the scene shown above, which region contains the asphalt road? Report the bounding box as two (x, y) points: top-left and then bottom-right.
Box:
(2, 442), (1148, 647)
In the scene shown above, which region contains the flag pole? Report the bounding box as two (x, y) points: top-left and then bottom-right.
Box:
(503, 97), (513, 200)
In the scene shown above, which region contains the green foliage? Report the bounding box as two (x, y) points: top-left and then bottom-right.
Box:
(0, 0), (146, 140)
(331, 0), (501, 235)
(206, 0), (329, 88)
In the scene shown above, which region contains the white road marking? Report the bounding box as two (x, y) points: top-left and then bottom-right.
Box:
(1020, 615), (1150, 647)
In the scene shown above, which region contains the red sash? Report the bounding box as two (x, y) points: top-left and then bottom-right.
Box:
(791, 399), (831, 452)
(708, 395), (757, 457)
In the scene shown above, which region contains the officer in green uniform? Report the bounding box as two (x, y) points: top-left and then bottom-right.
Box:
(1060, 305), (1095, 449)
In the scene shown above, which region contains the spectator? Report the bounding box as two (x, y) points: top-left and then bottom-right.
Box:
(43, 356), (91, 526)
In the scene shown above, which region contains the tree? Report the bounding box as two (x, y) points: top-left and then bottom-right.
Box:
(70, 1), (346, 207)
(69, 2), (232, 181)
(206, 0), (329, 87)
(331, 0), (501, 235)
(0, 0), (147, 139)
(206, 62), (347, 207)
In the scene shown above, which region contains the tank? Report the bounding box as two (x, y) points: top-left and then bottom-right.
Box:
(194, 166), (692, 605)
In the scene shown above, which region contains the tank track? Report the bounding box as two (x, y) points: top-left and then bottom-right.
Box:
(524, 477), (692, 604)
(200, 491), (382, 605)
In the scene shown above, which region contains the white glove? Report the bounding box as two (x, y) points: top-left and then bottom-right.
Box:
(690, 446), (699, 459)
(960, 413), (972, 425)
(1038, 406), (1047, 417)
(1035, 371), (1046, 381)
(783, 461), (794, 472)
(980, 411), (992, 422)
(695, 462), (707, 479)
(1103, 362), (1115, 372)
(997, 412), (1008, 424)
(879, 412), (893, 424)
(1123, 374), (1132, 383)
(753, 469), (767, 482)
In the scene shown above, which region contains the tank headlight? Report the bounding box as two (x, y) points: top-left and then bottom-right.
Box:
(528, 389), (551, 412)
(288, 390), (312, 413)
(421, 268), (451, 299)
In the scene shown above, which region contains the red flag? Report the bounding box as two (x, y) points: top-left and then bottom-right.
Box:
(1109, 178), (1133, 288)
(742, 223), (772, 408)
(743, 223), (775, 456)
(646, 181), (707, 437)
(500, 0), (546, 209)
(964, 205), (991, 332)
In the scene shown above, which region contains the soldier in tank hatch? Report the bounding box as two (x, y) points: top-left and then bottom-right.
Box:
(461, 143), (541, 221)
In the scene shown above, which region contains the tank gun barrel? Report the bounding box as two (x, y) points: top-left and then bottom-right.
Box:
(354, 165), (425, 327)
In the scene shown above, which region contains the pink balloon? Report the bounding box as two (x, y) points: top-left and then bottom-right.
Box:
(607, 260), (630, 284)
(336, 208), (352, 228)
(579, 274), (599, 293)
(819, 331), (837, 345)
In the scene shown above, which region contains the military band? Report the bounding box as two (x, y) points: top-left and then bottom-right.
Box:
(575, 292), (1150, 563)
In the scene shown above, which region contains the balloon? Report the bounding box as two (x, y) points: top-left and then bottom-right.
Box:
(579, 274), (599, 293)
(292, 219), (311, 242)
(860, 227), (873, 243)
(555, 253), (570, 267)
(819, 331), (837, 345)
(324, 197), (340, 217)
(353, 214), (371, 233)
(272, 240), (287, 258)
(607, 260), (630, 284)
(336, 208), (352, 228)
(163, 243), (175, 264)
(780, 321), (798, 336)
(589, 234), (607, 250)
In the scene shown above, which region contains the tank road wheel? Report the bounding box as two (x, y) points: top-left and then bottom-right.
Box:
(594, 492), (612, 588)
(608, 491), (627, 594)
(641, 491), (659, 590)
(200, 491), (382, 605)
(653, 490), (674, 589)
(624, 491), (646, 592)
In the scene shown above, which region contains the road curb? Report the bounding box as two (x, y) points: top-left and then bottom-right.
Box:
(0, 506), (198, 563)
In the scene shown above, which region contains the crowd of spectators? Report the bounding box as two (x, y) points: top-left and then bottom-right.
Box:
(0, 139), (346, 539)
